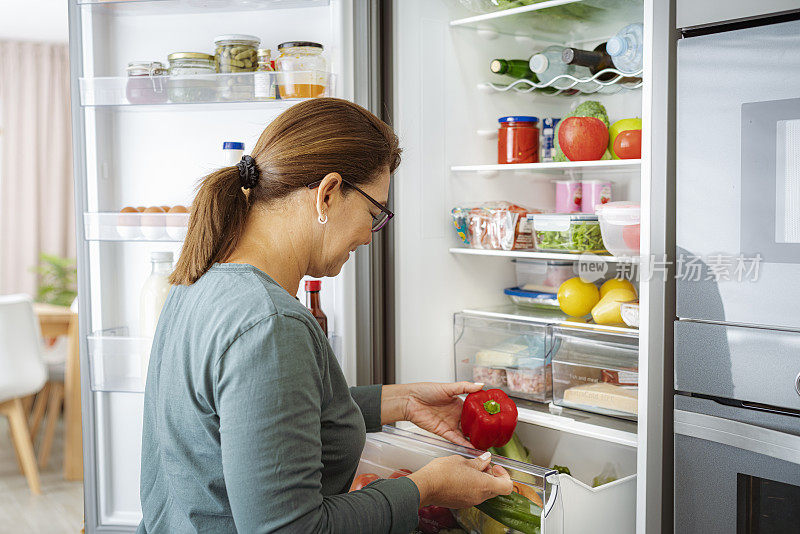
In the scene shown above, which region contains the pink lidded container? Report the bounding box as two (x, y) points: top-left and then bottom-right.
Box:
(554, 180), (582, 213)
(581, 180), (612, 213)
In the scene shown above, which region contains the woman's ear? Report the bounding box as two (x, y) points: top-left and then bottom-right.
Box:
(315, 172), (343, 219)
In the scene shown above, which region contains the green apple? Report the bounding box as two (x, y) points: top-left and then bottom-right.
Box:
(609, 118), (642, 160)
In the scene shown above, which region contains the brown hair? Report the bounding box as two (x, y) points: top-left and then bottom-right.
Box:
(170, 98), (401, 285)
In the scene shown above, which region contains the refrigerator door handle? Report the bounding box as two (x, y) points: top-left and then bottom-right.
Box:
(674, 409), (800, 465)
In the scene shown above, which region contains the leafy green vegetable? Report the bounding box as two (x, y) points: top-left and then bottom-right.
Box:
(592, 474), (617, 487)
(552, 465), (571, 475)
(553, 101), (610, 162)
(477, 492), (542, 534)
(489, 433), (532, 464)
(535, 222), (605, 252)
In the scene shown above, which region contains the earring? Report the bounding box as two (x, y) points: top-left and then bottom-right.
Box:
(318, 213), (328, 224)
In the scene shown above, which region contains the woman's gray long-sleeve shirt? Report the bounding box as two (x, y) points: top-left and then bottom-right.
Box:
(136, 263), (420, 533)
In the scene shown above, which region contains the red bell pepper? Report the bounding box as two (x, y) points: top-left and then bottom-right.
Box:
(461, 389), (518, 451)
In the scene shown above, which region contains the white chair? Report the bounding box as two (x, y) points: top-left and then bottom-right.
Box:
(0, 294), (47, 494)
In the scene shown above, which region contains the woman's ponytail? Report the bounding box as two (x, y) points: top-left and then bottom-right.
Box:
(169, 165), (249, 285)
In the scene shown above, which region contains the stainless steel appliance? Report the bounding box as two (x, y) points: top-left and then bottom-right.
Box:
(675, 9), (800, 533)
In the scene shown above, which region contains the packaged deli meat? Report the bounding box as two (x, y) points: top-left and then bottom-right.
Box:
(451, 202), (542, 251)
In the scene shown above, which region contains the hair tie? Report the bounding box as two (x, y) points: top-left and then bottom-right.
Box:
(236, 155), (260, 190)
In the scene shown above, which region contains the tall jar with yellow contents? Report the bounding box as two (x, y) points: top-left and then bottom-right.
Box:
(275, 41), (327, 99)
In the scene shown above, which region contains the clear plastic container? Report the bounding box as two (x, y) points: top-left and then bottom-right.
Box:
(167, 52), (217, 103)
(620, 301), (639, 328)
(530, 213), (606, 253)
(454, 313), (551, 403)
(504, 287), (560, 310)
(515, 259), (574, 292)
(275, 41), (327, 98)
(596, 201), (640, 256)
(551, 325), (639, 420)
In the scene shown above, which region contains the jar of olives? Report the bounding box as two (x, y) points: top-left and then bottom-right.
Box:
(167, 52), (216, 103)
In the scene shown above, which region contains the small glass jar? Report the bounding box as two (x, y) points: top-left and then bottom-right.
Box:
(214, 34), (260, 101)
(254, 49), (277, 101)
(275, 41), (327, 99)
(498, 115), (540, 164)
(167, 52), (216, 103)
(125, 61), (168, 105)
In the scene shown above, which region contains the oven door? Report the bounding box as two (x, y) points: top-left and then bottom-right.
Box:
(676, 14), (800, 330)
(674, 396), (800, 534)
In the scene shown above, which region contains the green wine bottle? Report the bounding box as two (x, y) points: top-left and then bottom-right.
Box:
(490, 58), (560, 95)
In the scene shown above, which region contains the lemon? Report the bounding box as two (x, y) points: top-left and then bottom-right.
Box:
(557, 277), (600, 317)
(591, 288), (638, 325)
(600, 278), (637, 298)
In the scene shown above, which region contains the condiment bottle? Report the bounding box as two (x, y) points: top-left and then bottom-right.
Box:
(222, 141), (245, 166)
(305, 279), (327, 336)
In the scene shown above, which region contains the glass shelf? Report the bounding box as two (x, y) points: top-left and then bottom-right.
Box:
(84, 212), (189, 242)
(461, 305), (640, 336)
(77, 0), (330, 15)
(449, 247), (640, 263)
(79, 71), (334, 108)
(451, 159), (641, 174)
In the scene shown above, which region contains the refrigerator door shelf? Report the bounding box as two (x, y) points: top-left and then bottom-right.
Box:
(80, 71), (335, 108)
(88, 333), (150, 393)
(85, 211), (188, 242)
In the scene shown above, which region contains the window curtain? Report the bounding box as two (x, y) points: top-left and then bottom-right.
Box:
(0, 41), (74, 296)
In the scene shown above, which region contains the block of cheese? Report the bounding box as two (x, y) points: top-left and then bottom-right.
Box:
(563, 382), (638, 415)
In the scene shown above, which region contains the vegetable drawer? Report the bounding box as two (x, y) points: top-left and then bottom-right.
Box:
(360, 426), (636, 534)
(551, 326), (639, 420)
(454, 313), (552, 403)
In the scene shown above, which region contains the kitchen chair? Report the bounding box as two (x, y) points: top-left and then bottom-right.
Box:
(0, 294), (47, 494)
(28, 336), (66, 469)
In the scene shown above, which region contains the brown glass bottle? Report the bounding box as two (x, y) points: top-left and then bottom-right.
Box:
(305, 279), (327, 336)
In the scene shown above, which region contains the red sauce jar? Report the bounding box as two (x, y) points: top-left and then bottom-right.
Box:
(498, 116), (540, 164)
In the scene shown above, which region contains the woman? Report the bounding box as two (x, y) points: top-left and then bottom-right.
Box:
(137, 98), (512, 534)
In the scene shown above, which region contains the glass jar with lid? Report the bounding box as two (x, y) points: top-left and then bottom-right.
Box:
(275, 41), (328, 99)
(254, 49), (277, 101)
(167, 52), (216, 103)
(126, 61), (168, 105)
(214, 34), (260, 101)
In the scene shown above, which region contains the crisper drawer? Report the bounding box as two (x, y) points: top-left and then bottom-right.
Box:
(454, 313), (552, 403)
(551, 326), (639, 420)
(361, 426), (636, 534)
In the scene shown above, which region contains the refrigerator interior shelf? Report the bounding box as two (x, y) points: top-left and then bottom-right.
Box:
(449, 0), (644, 43)
(517, 401), (637, 448)
(79, 71), (335, 107)
(449, 247), (640, 263)
(76, 0), (330, 15)
(84, 211), (188, 242)
(451, 159), (641, 174)
(482, 68), (643, 96)
(462, 305), (640, 336)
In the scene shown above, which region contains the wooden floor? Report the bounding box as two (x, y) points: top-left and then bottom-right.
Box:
(0, 417), (84, 533)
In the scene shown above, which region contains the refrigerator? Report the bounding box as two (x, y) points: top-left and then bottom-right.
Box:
(674, 4), (800, 533)
(68, 0), (675, 532)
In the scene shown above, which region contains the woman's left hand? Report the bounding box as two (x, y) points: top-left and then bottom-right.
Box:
(400, 382), (485, 448)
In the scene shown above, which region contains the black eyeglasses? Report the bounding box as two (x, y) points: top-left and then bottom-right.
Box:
(306, 178), (394, 232)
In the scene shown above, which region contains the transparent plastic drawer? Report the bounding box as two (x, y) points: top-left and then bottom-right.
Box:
(454, 313), (552, 403)
(551, 326), (639, 420)
(360, 426), (554, 533)
(87, 331), (150, 393)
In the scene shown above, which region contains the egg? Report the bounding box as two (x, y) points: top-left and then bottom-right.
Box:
(135, 206), (146, 212)
(117, 206), (141, 239)
(141, 206), (166, 240)
(166, 205), (189, 241)
(159, 205), (171, 212)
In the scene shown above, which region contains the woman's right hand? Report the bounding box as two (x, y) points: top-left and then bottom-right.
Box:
(408, 452), (513, 508)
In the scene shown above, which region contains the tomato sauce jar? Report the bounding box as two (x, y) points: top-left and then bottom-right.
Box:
(498, 116), (540, 164)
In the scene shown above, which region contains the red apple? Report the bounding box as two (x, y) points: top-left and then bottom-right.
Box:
(613, 129), (642, 159)
(558, 117), (609, 161)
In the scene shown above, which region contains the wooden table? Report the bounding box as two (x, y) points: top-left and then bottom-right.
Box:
(33, 303), (83, 481)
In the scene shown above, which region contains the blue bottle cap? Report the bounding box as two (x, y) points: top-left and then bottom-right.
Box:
(498, 116), (539, 124)
(222, 141), (245, 150)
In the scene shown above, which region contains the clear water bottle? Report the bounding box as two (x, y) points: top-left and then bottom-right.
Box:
(529, 46), (593, 92)
(606, 23), (644, 74)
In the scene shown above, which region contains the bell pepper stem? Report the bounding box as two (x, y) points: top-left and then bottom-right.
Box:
(483, 399), (501, 415)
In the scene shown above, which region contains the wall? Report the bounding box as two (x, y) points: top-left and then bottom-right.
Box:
(0, 0), (68, 42)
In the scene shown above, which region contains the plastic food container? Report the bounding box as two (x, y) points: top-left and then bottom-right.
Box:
(530, 213), (605, 253)
(581, 180), (613, 213)
(451, 202), (539, 251)
(125, 61), (168, 104)
(455, 313), (551, 403)
(504, 287), (560, 310)
(497, 116), (539, 164)
(554, 180), (582, 213)
(596, 201), (640, 256)
(515, 259), (574, 292)
(551, 325), (639, 420)
(167, 53), (216, 103)
(276, 41), (327, 98)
